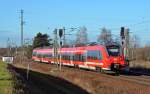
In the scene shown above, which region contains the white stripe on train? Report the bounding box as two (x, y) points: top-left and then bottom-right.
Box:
(85, 62), (103, 65)
(34, 59), (110, 70)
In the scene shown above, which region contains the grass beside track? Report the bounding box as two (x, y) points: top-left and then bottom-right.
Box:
(0, 61), (12, 94)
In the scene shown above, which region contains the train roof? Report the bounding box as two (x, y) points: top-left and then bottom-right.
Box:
(33, 44), (106, 54)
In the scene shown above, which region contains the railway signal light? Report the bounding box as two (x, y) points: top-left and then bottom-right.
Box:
(120, 27), (125, 39)
(60, 41), (63, 46)
(59, 29), (63, 38)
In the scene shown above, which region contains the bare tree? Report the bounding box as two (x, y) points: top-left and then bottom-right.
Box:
(129, 35), (142, 61)
(75, 26), (88, 45)
(130, 35), (140, 48)
(97, 27), (112, 44)
(145, 41), (150, 47)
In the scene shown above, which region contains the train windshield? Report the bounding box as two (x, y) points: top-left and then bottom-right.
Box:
(106, 46), (121, 56)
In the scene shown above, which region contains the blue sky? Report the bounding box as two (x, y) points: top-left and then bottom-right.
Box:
(0, 0), (150, 47)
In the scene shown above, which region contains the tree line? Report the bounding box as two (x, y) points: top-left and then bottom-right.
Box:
(32, 26), (116, 48)
(26, 26), (150, 62)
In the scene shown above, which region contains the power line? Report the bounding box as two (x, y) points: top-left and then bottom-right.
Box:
(126, 20), (150, 28)
(98, 20), (150, 31)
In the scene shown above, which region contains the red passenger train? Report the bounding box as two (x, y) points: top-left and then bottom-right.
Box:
(32, 43), (129, 73)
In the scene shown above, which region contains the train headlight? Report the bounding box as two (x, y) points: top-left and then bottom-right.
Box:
(114, 58), (117, 61)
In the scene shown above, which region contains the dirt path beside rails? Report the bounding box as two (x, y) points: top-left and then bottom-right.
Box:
(13, 62), (150, 94)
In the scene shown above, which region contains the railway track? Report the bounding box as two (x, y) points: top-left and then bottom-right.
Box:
(119, 75), (150, 86)
(48, 63), (150, 86)
(80, 68), (150, 86)
(49, 63), (150, 86)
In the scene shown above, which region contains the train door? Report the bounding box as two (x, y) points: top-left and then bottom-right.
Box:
(86, 50), (103, 70)
(66, 52), (73, 66)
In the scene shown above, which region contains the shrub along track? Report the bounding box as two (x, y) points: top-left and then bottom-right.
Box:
(13, 62), (150, 94)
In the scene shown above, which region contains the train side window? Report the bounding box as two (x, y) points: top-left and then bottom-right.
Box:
(66, 54), (69, 60)
(62, 54), (66, 60)
(74, 54), (78, 61)
(67, 53), (70, 60)
(32, 52), (37, 56)
(62, 53), (64, 60)
(69, 53), (73, 61)
(98, 51), (102, 60)
(78, 54), (82, 61)
(37, 53), (42, 58)
(74, 54), (79, 61)
(36, 53), (39, 58)
(73, 54), (85, 62)
(42, 54), (46, 58)
(81, 54), (86, 62)
(87, 50), (102, 60)
(62, 53), (70, 60)
(72, 55), (75, 61)
(45, 53), (52, 58)
(49, 54), (52, 58)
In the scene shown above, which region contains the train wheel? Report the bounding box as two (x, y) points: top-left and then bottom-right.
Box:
(115, 70), (120, 76)
(74, 64), (79, 69)
(95, 66), (101, 73)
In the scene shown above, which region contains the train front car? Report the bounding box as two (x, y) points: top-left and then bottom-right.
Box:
(32, 49), (40, 62)
(106, 44), (129, 74)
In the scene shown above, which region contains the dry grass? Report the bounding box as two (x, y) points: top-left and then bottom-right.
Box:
(130, 60), (150, 69)
(14, 62), (150, 94)
(129, 60), (150, 75)
(8, 64), (90, 94)
(57, 68), (150, 94)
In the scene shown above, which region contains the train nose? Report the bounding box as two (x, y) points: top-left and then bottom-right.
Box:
(113, 58), (119, 63)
